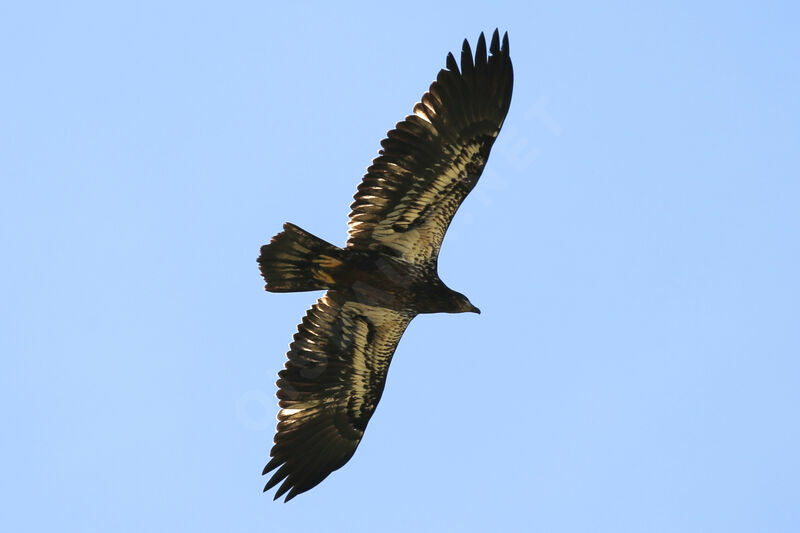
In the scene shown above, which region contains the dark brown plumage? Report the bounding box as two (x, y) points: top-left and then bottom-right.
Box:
(257, 30), (513, 501)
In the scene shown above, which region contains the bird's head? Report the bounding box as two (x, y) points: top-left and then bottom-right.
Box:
(442, 289), (481, 315)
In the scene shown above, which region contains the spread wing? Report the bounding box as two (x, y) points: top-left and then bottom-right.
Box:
(346, 30), (513, 263)
(263, 291), (413, 502)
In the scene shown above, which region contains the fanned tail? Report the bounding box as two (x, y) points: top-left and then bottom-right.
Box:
(258, 223), (343, 293)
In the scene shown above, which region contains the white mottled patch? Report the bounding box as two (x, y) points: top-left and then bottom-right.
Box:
(338, 302), (413, 415)
(354, 141), (483, 262)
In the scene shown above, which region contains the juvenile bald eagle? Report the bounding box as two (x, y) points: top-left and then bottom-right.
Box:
(258, 30), (513, 501)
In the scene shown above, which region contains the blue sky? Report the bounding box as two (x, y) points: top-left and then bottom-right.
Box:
(2, 1), (799, 531)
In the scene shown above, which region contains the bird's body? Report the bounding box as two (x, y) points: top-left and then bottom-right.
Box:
(261, 223), (478, 315)
(257, 30), (513, 501)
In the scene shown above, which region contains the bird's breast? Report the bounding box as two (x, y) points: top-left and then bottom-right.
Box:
(337, 251), (429, 312)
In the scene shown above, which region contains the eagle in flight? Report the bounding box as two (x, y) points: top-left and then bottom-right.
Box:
(258, 30), (513, 501)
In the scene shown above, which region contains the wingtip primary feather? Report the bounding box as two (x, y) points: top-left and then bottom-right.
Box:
(274, 477), (294, 501)
(285, 487), (302, 502)
(263, 472), (281, 492)
(445, 51), (459, 73)
(262, 457), (279, 476)
(460, 38), (474, 73)
(490, 29), (500, 54)
(475, 32), (487, 68)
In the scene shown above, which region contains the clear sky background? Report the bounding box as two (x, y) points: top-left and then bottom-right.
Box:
(2, 1), (799, 532)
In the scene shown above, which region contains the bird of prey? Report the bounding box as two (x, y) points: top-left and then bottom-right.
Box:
(257, 30), (513, 501)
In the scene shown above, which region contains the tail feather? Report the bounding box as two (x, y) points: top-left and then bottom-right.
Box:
(258, 223), (343, 293)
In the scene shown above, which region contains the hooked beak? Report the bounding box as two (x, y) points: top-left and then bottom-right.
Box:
(470, 304), (481, 314)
